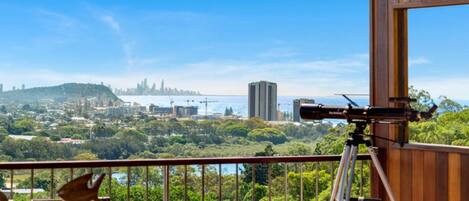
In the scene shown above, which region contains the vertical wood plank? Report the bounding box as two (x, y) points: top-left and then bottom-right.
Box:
(388, 143), (401, 200)
(412, 151), (424, 201)
(448, 153), (461, 201)
(436, 152), (448, 201)
(423, 151), (436, 201)
(400, 150), (412, 201)
(460, 154), (469, 200)
(370, 0), (393, 198)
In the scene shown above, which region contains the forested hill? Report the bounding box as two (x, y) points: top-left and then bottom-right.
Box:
(0, 83), (121, 103)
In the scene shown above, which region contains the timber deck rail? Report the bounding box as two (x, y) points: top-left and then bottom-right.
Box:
(0, 154), (371, 201)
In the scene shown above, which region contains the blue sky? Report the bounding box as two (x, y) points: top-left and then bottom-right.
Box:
(0, 1), (468, 99)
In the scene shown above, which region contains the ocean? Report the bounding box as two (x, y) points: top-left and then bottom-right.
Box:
(119, 95), (369, 117)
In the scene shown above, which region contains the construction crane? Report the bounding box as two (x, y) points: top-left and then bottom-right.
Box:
(277, 103), (292, 121)
(168, 96), (174, 107)
(199, 97), (218, 116)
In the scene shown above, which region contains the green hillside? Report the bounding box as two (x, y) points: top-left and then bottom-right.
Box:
(0, 83), (121, 103)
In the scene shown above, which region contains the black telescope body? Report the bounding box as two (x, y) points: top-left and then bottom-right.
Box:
(300, 104), (436, 122)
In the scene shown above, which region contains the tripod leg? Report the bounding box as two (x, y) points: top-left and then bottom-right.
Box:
(345, 145), (359, 201)
(330, 144), (352, 201)
(367, 147), (396, 201)
(337, 145), (356, 201)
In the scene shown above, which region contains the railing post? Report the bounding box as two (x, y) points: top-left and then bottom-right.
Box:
(108, 167), (112, 199)
(218, 164), (222, 201)
(89, 168), (94, 186)
(360, 160), (364, 197)
(252, 164), (256, 201)
(330, 161), (334, 195)
(145, 166), (149, 201)
(127, 166), (131, 201)
(10, 169), (13, 200)
(163, 165), (170, 201)
(50, 168), (55, 199)
(315, 162), (319, 201)
(70, 168), (74, 181)
(235, 163), (239, 201)
(268, 163), (272, 201)
(300, 163), (304, 201)
(201, 165), (205, 201)
(184, 165), (188, 201)
(30, 169), (34, 200)
(284, 163), (288, 201)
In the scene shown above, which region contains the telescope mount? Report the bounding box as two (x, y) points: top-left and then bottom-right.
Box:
(330, 121), (396, 201)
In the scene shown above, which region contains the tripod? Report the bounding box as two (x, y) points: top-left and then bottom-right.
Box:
(330, 122), (396, 201)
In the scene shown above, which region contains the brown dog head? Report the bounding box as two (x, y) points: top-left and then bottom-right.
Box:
(58, 173), (105, 201)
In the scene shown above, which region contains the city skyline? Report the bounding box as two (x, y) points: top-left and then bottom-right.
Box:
(0, 1), (468, 98)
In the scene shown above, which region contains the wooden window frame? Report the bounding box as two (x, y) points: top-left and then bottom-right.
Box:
(370, 1), (469, 200)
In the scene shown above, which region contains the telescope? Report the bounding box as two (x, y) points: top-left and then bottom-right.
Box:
(300, 100), (437, 123)
(301, 98), (438, 201)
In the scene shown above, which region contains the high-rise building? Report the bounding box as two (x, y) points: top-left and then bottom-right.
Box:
(293, 98), (315, 122)
(160, 80), (165, 92)
(0, 84), (3, 93)
(248, 81), (277, 121)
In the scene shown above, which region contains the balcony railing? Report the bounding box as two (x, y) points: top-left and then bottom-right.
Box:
(0, 155), (371, 201)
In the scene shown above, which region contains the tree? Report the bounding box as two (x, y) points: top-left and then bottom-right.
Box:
(287, 142), (313, 156)
(224, 124), (249, 137)
(50, 135), (61, 141)
(0, 172), (4, 188)
(409, 85), (434, 111)
(242, 184), (267, 201)
(224, 107), (234, 116)
(10, 118), (36, 134)
(438, 96), (463, 113)
(74, 152), (98, 160)
(0, 127), (8, 137)
(245, 118), (268, 130)
(93, 123), (117, 137)
(115, 129), (147, 142)
(243, 145), (283, 185)
(0, 105), (6, 113)
(248, 128), (287, 144)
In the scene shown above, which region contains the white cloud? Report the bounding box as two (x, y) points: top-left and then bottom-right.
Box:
(97, 14), (159, 68)
(411, 76), (469, 100)
(0, 54), (370, 96)
(100, 15), (121, 32)
(36, 9), (76, 29)
(258, 48), (298, 58)
(409, 57), (430, 66)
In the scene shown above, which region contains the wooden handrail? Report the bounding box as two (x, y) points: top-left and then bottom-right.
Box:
(393, 142), (469, 154)
(0, 155), (371, 170)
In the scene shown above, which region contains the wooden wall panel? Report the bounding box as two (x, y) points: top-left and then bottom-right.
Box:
(423, 151), (436, 201)
(436, 152), (449, 201)
(411, 151), (424, 201)
(448, 153), (461, 201)
(461, 154), (469, 199)
(388, 146), (401, 199)
(400, 150), (412, 201)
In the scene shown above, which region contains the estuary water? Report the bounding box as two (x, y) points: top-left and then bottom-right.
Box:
(117, 95), (369, 175)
